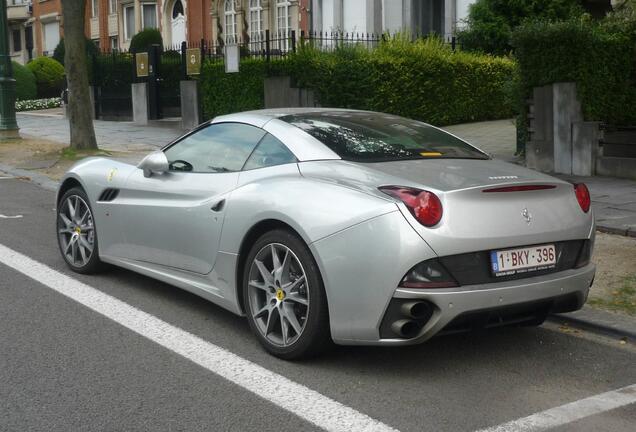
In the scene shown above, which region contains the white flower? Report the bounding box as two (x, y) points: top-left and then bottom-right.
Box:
(15, 97), (62, 112)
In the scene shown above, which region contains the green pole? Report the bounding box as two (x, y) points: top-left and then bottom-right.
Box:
(0, 0), (20, 139)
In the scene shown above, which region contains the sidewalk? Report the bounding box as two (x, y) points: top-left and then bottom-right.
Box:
(17, 111), (182, 153)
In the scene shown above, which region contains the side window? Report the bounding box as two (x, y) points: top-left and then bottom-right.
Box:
(243, 133), (297, 170)
(164, 123), (266, 173)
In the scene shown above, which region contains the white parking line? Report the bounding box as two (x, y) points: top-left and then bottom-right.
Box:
(477, 384), (636, 432)
(0, 243), (399, 432)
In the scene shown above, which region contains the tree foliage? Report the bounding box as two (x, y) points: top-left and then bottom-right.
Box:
(457, 0), (585, 55)
(53, 38), (99, 65)
(511, 13), (636, 151)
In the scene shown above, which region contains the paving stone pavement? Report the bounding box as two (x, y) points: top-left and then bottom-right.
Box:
(442, 118), (519, 162)
(15, 112), (636, 236)
(556, 174), (636, 237)
(17, 111), (182, 152)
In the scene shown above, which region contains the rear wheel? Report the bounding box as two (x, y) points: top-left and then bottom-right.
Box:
(243, 229), (331, 359)
(56, 187), (106, 274)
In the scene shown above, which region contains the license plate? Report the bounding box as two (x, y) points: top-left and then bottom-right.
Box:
(490, 244), (556, 277)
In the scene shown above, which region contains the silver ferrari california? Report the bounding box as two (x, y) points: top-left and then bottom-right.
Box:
(56, 109), (596, 359)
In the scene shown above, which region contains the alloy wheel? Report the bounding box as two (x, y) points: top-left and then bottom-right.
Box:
(57, 195), (95, 267)
(247, 243), (310, 347)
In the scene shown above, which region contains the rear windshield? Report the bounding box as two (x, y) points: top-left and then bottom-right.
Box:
(281, 111), (489, 162)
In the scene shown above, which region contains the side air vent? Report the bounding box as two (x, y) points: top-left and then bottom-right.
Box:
(98, 188), (120, 202)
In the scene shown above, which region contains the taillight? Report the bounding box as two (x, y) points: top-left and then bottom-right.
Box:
(379, 186), (443, 227)
(574, 183), (591, 213)
(399, 259), (458, 288)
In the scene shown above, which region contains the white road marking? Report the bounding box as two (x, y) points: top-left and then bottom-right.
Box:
(477, 384), (636, 432)
(0, 243), (398, 432)
(0, 214), (23, 219)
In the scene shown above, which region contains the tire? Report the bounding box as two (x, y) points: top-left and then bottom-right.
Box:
(243, 229), (331, 360)
(56, 187), (106, 274)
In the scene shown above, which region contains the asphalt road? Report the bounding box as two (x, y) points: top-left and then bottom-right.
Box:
(1, 176), (635, 432)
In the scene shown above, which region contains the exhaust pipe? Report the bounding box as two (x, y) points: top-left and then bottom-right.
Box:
(391, 319), (421, 338)
(401, 301), (433, 320)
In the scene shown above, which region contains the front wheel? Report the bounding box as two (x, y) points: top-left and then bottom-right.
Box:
(243, 230), (331, 360)
(56, 187), (106, 274)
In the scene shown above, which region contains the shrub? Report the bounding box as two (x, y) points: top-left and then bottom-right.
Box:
(11, 61), (37, 101)
(201, 38), (516, 126)
(511, 16), (636, 127)
(53, 38), (99, 65)
(26, 57), (66, 98)
(130, 28), (163, 52)
(457, 0), (584, 55)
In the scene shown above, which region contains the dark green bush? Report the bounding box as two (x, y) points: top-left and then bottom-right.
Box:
(511, 16), (636, 127)
(201, 38), (516, 126)
(130, 28), (163, 52)
(53, 38), (99, 65)
(26, 57), (66, 98)
(11, 61), (37, 101)
(457, 0), (584, 55)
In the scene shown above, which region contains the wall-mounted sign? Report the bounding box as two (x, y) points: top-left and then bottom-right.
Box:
(136, 52), (149, 77)
(225, 44), (239, 74)
(186, 48), (201, 76)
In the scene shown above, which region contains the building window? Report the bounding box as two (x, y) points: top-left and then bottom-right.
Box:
(42, 21), (60, 55)
(172, 0), (184, 18)
(224, 0), (237, 44)
(249, 0), (262, 43)
(276, 0), (291, 51)
(124, 5), (135, 40)
(109, 0), (117, 15)
(110, 37), (118, 51)
(93, 39), (100, 49)
(91, 0), (99, 18)
(12, 29), (21, 52)
(142, 2), (158, 29)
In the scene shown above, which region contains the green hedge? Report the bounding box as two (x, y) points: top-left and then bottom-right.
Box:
(511, 15), (636, 127)
(27, 57), (66, 98)
(130, 28), (163, 52)
(201, 38), (516, 125)
(11, 61), (37, 101)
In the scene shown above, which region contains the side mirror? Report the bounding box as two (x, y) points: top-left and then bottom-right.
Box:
(138, 151), (169, 178)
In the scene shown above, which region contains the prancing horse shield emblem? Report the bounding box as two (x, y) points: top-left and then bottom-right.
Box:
(522, 207), (532, 224)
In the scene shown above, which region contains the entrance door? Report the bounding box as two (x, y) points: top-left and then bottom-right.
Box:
(171, 0), (186, 46)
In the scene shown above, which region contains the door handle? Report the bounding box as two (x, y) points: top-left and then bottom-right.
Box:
(210, 199), (225, 212)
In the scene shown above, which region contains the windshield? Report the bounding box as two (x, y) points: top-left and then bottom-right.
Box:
(281, 111), (489, 162)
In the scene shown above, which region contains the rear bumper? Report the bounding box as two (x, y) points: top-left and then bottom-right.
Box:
(341, 263), (595, 346)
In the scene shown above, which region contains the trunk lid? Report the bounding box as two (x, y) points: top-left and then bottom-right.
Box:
(298, 159), (593, 256)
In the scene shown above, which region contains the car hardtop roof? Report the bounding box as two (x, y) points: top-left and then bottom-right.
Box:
(211, 108), (380, 126)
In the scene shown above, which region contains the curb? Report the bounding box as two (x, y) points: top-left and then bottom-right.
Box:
(0, 162), (59, 192)
(596, 225), (636, 238)
(549, 306), (636, 341)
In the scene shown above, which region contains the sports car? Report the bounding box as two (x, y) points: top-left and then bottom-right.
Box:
(56, 108), (596, 359)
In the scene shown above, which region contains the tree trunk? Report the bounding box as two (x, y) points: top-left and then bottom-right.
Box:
(61, 0), (97, 150)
